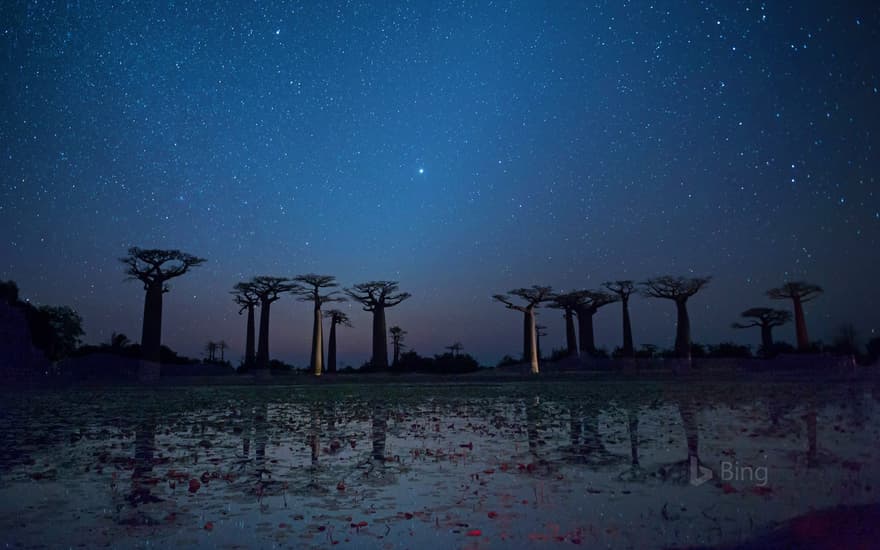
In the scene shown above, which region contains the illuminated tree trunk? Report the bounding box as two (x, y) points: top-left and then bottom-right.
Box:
(564, 309), (578, 356)
(674, 299), (691, 359)
(257, 301), (271, 367)
(311, 305), (323, 376)
(793, 297), (809, 351)
(327, 319), (338, 373)
(244, 304), (256, 366)
(527, 308), (539, 374)
(141, 282), (163, 362)
(522, 313), (532, 361)
(372, 306), (388, 368)
(621, 297), (634, 357)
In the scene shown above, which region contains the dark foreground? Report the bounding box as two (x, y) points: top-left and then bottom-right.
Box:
(1, 380), (878, 549)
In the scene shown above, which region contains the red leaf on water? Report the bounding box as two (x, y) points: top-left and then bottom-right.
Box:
(483, 469), (495, 474)
(499, 463), (509, 471)
(188, 479), (201, 493)
(722, 483), (738, 494)
(466, 529), (481, 536)
(404, 513), (413, 519)
(203, 521), (213, 531)
(279, 523), (288, 528)
(317, 526), (326, 532)
(337, 481), (346, 491)
(358, 521), (368, 527)
(487, 511), (498, 519)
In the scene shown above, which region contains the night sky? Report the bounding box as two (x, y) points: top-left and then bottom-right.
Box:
(2, 1), (878, 366)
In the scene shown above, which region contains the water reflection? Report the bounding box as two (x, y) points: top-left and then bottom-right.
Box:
(0, 381), (877, 548)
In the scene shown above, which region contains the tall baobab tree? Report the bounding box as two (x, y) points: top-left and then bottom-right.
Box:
(120, 247), (206, 362)
(603, 280), (636, 357)
(493, 285), (554, 374)
(641, 275), (711, 360)
(388, 326), (407, 367)
(549, 291), (584, 357)
(573, 290), (618, 357)
(732, 307), (792, 355)
(232, 281), (260, 367)
(292, 274), (344, 376)
(325, 309), (351, 374)
(766, 282), (823, 351)
(344, 281), (411, 369)
(249, 276), (296, 368)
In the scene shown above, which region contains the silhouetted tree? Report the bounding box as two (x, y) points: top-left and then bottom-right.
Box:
(33, 305), (84, 361)
(325, 309), (351, 373)
(493, 285), (554, 374)
(536, 324), (547, 361)
(732, 307), (791, 356)
(120, 247), (206, 362)
(389, 326), (407, 367)
(830, 323), (859, 356)
(548, 291), (583, 357)
(231, 282), (260, 367)
(249, 276), (296, 368)
(767, 281), (823, 351)
(445, 342), (463, 356)
(292, 274), (344, 376)
(572, 290), (617, 357)
(204, 341), (217, 361)
(603, 280), (636, 357)
(217, 340), (227, 362)
(344, 281), (411, 369)
(641, 275), (711, 360)
(110, 332), (131, 350)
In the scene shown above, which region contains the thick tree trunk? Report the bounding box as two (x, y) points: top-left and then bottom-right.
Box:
(760, 323), (773, 355)
(793, 297), (809, 351)
(311, 305), (323, 376)
(257, 300), (271, 367)
(564, 310), (578, 356)
(527, 308), (539, 374)
(621, 298), (634, 357)
(674, 299), (691, 359)
(327, 320), (337, 373)
(245, 304), (255, 366)
(577, 309), (595, 355)
(141, 282), (164, 363)
(372, 306), (388, 368)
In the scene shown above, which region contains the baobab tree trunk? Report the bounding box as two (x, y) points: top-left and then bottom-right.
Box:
(327, 320), (337, 373)
(311, 305), (323, 376)
(577, 310), (595, 356)
(564, 310), (578, 356)
(141, 282), (164, 363)
(792, 297), (809, 351)
(527, 309), (539, 374)
(245, 304), (256, 366)
(257, 301), (271, 368)
(674, 299), (691, 359)
(760, 324), (773, 355)
(621, 298), (634, 357)
(372, 306), (388, 368)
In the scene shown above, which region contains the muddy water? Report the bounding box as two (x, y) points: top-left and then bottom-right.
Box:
(1, 381), (878, 548)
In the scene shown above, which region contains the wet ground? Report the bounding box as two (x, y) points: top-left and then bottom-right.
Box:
(1, 380), (878, 549)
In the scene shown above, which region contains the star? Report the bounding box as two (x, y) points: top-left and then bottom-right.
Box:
(418, 168), (424, 175)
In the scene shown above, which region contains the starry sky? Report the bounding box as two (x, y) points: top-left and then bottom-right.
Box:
(2, 1), (878, 366)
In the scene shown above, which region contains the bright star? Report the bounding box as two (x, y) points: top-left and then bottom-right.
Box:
(418, 168), (424, 174)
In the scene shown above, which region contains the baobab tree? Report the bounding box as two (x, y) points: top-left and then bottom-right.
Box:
(231, 281), (260, 367)
(767, 281), (823, 351)
(325, 309), (351, 373)
(536, 324), (548, 361)
(641, 275), (711, 360)
(732, 307), (792, 356)
(388, 326), (407, 367)
(493, 285), (554, 374)
(249, 276), (296, 368)
(549, 291), (585, 357)
(292, 274), (344, 376)
(344, 281), (411, 368)
(120, 247), (206, 362)
(573, 290), (618, 357)
(603, 280), (636, 357)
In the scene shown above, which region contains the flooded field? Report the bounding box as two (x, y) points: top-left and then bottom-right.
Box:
(1, 380), (878, 549)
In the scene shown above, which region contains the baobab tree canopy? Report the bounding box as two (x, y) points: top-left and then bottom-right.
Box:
(641, 276), (711, 301)
(345, 281), (411, 368)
